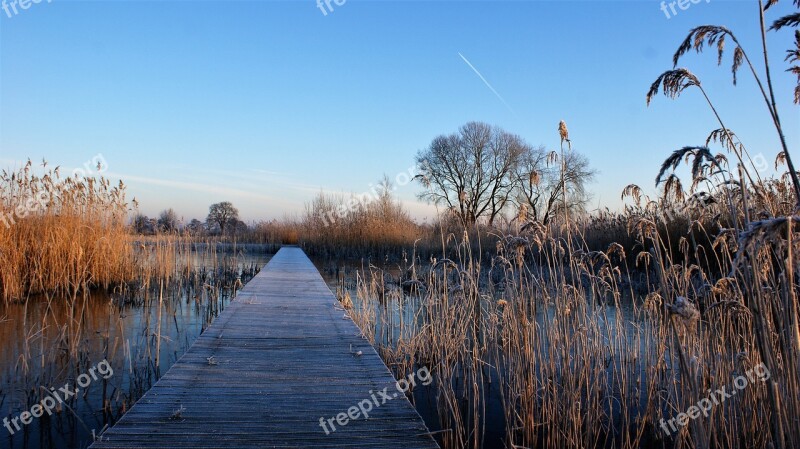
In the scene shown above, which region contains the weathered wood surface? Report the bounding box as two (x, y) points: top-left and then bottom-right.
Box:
(90, 247), (438, 449)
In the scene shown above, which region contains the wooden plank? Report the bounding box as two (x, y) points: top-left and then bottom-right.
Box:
(90, 247), (439, 449)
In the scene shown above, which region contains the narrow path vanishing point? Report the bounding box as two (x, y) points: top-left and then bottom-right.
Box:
(90, 247), (439, 449)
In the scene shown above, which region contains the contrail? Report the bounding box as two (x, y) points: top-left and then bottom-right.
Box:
(458, 52), (515, 114)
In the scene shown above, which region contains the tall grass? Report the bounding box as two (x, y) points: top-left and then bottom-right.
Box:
(1, 235), (264, 448)
(341, 115), (799, 448)
(345, 204), (796, 448)
(298, 186), (421, 259)
(0, 160), (135, 304)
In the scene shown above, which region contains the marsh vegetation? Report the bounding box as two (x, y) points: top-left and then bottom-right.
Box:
(0, 165), (272, 448)
(2, 2), (799, 449)
(317, 5), (800, 447)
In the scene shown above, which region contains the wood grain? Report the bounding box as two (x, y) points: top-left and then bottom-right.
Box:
(90, 247), (439, 449)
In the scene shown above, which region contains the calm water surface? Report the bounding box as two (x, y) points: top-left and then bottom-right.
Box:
(0, 247), (272, 449)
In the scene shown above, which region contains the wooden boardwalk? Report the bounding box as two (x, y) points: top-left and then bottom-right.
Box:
(90, 247), (438, 449)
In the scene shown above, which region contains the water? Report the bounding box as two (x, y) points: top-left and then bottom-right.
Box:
(313, 257), (652, 449)
(0, 248), (272, 449)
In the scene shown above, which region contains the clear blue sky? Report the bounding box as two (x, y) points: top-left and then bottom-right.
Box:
(1, 0), (798, 223)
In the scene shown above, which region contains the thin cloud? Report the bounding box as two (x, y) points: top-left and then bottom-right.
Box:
(133, 164), (325, 195)
(105, 172), (286, 204)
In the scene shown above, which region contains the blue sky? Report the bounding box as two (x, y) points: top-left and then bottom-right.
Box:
(1, 0), (798, 224)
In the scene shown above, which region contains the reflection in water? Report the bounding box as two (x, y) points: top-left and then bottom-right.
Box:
(0, 247), (272, 449)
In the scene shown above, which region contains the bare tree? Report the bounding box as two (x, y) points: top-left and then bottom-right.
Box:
(368, 175), (414, 232)
(186, 218), (205, 235)
(157, 208), (180, 233)
(415, 122), (529, 226)
(206, 201), (239, 235)
(514, 146), (596, 225)
(132, 213), (153, 235)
